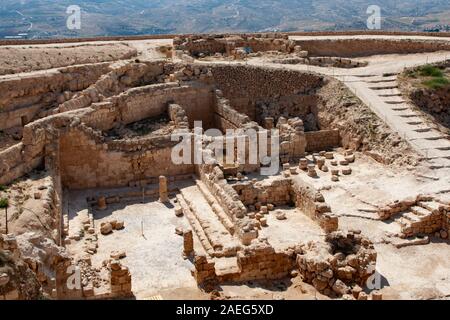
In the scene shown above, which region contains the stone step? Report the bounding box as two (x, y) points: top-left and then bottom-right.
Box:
(181, 185), (239, 257)
(409, 206), (432, 218)
(406, 121), (423, 125)
(392, 106), (409, 111)
(366, 78), (397, 83)
(176, 194), (215, 256)
(417, 201), (442, 213)
(401, 211), (422, 223)
(413, 127), (432, 133)
(385, 100), (406, 104)
(369, 85), (398, 90)
(424, 135), (449, 141)
(398, 113), (420, 118)
(196, 180), (235, 235)
(378, 93), (402, 97)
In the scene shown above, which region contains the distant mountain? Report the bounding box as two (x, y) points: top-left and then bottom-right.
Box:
(0, 0), (449, 39)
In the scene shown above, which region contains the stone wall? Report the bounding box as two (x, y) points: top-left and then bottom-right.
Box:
(117, 82), (215, 128)
(220, 240), (298, 283)
(209, 64), (324, 120)
(291, 178), (338, 233)
(0, 63), (110, 130)
(305, 130), (341, 152)
(51, 61), (167, 115)
(271, 56), (368, 68)
(233, 178), (292, 206)
(297, 38), (450, 57)
(59, 128), (195, 189)
(0, 143), (43, 186)
(174, 33), (297, 57)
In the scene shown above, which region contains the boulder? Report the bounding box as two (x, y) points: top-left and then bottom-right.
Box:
(100, 222), (113, 235)
(110, 250), (126, 260)
(332, 279), (349, 295)
(0, 273), (10, 286)
(276, 211), (287, 220)
(114, 220), (124, 230)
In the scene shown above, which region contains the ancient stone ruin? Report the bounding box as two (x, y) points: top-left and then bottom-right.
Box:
(0, 32), (449, 300)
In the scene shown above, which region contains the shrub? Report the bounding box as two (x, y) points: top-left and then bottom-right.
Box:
(423, 77), (450, 89)
(417, 64), (444, 77)
(0, 198), (9, 208)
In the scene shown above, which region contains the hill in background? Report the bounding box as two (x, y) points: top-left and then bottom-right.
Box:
(0, 0), (449, 39)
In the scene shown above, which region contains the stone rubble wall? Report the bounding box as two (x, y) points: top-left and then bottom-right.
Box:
(0, 63), (111, 130)
(168, 103), (189, 129)
(174, 33), (297, 58)
(0, 234), (42, 300)
(291, 178), (338, 233)
(297, 230), (377, 297)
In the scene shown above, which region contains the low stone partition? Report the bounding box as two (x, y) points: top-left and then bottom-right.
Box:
(305, 130), (341, 152)
(221, 240), (298, 283)
(233, 178), (292, 207)
(174, 33), (298, 58)
(192, 238), (298, 287)
(291, 178), (338, 233)
(271, 56), (368, 68)
(377, 195), (449, 238)
(213, 90), (252, 130)
(297, 230), (377, 297)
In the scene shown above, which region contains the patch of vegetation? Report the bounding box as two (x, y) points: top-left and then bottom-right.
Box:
(406, 64), (450, 90)
(417, 65), (444, 77)
(0, 185), (7, 192)
(423, 77), (450, 89)
(0, 197), (9, 208)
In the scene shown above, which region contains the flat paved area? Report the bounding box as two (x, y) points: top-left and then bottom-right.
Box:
(67, 188), (198, 299)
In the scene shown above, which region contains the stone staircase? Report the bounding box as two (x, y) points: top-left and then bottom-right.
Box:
(392, 200), (444, 237)
(349, 73), (450, 170)
(177, 182), (241, 258)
